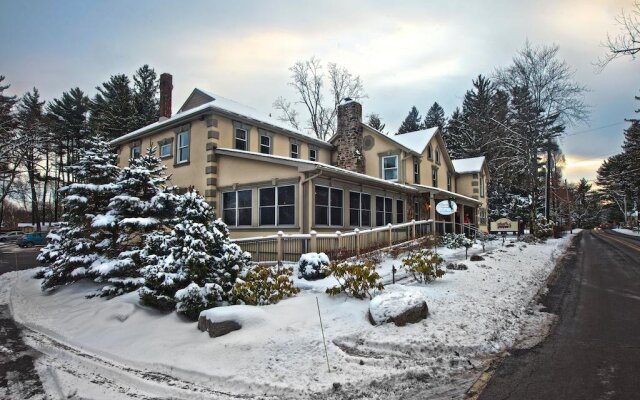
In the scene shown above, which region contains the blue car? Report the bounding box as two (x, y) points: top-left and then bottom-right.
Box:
(18, 232), (48, 248)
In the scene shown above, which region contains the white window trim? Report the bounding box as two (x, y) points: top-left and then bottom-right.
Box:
(382, 155), (399, 182)
(176, 131), (189, 164)
(259, 185), (296, 227)
(223, 190), (252, 227)
(259, 134), (271, 154)
(375, 195), (393, 226)
(291, 143), (299, 159)
(413, 160), (420, 184)
(131, 145), (141, 159)
(349, 191), (371, 227)
(235, 128), (248, 151)
(432, 168), (438, 187)
(315, 185), (343, 227)
(447, 173), (452, 191)
(160, 142), (172, 158)
(309, 148), (317, 162)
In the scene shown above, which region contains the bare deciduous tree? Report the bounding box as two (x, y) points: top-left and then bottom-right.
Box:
(597, 1), (640, 69)
(274, 57), (365, 140)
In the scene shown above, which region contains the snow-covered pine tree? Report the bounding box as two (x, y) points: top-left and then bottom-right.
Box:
(133, 65), (159, 129)
(38, 135), (120, 289)
(89, 74), (136, 141)
(366, 113), (386, 132)
(397, 106), (422, 134)
(140, 189), (251, 319)
(423, 102), (445, 129)
(91, 146), (177, 296)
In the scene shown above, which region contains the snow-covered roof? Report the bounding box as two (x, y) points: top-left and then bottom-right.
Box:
(384, 127), (438, 154)
(451, 156), (486, 174)
(111, 89), (330, 147)
(411, 184), (481, 204)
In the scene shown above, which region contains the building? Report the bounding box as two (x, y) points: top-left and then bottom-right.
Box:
(110, 74), (489, 238)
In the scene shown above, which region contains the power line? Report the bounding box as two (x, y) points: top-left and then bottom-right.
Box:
(565, 121), (626, 137)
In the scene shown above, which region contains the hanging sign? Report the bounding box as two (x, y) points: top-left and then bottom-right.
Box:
(436, 200), (457, 216)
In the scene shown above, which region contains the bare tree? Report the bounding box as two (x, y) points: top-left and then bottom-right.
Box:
(597, 1), (640, 69)
(274, 57), (365, 140)
(495, 41), (589, 128)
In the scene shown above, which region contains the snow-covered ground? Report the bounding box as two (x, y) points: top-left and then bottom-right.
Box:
(1, 233), (575, 399)
(613, 228), (639, 237)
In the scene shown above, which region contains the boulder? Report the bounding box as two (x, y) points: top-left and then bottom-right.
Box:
(198, 305), (267, 338)
(447, 262), (468, 270)
(198, 317), (241, 337)
(470, 254), (484, 261)
(368, 286), (428, 326)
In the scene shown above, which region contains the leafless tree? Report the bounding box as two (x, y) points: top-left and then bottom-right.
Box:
(597, 1), (640, 69)
(494, 41), (589, 128)
(274, 57), (365, 140)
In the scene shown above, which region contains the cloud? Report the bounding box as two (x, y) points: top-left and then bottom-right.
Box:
(563, 155), (606, 183)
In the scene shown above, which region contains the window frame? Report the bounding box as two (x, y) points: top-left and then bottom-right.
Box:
(222, 189), (252, 227)
(159, 142), (172, 158)
(396, 199), (405, 223)
(427, 144), (433, 160)
(435, 148), (440, 164)
(480, 175), (485, 197)
(314, 185), (343, 227)
(447, 173), (452, 191)
(130, 144), (141, 159)
(375, 195), (393, 226)
(235, 128), (248, 151)
(259, 185), (296, 227)
(349, 191), (371, 227)
(309, 147), (317, 162)
(432, 167), (438, 187)
(382, 155), (399, 181)
(413, 159), (420, 184)
(290, 142), (299, 159)
(259, 134), (271, 154)
(176, 130), (190, 164)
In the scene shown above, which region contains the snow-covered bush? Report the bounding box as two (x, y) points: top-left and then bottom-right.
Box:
(140, 189), (251, 314)
(298, 252), (330, 280)
(38, 136), (121, 290)
(232, 265), (300, 306)
(325, 261), (384, 300)
(440, 233), (473, 249)
(534, 218), (553, 239)
(401, 249), (445, 283)
(174, 282), (208, 320)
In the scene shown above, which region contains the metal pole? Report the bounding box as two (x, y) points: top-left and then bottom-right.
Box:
(316, 297), (331, 374)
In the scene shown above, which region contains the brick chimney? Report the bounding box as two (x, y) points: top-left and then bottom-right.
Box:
(159, 73), (173, 120)
(334, 99), (365, 173)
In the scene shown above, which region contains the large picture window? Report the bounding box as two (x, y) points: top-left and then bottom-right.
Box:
(259, 185), (295, 226)
(315, 186), (343, 226)
(382, 155), (398, 181)
(235, 128), (248, 150)
(375, 196), (393, 226)
(349, 192), (371, 226)
(176, 131), (189, 163)
(396, 200), (404, 223)
(222, 190), (252, 226)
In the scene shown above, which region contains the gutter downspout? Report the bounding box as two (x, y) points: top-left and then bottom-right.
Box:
(300, 170), (323, 234)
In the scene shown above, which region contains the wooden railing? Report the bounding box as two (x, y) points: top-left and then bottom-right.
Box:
(232, 219), (434, 264)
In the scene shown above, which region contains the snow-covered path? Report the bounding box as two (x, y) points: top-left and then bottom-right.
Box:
(1, 233), (576, 399)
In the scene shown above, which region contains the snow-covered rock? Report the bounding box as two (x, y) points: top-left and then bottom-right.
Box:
(198, 305), (267, 337)
(368, 285), (428, 326)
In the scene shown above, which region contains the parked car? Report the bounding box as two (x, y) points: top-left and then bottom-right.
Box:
(0, 231), (25, 242)
(18, 232), (48, 248)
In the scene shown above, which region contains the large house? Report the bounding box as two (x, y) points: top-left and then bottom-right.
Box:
(110, 74), (490, 238)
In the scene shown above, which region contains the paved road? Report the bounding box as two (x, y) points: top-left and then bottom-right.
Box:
(0, 243), (46, 399)
(479, 230), (640, 400)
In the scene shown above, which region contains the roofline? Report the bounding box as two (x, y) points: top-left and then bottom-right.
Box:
(411, 184), (481, 205)
(359, 123), (421, 155)
(452, 157), (490, 175)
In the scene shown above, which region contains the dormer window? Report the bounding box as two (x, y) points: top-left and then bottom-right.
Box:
(235, 128), (248, 151)
(382, 155), (399, 181)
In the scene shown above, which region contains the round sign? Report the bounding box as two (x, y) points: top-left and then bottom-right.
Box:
(436, 200), (457, 216)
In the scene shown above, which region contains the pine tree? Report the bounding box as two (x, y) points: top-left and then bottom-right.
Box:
(366, 113), (386, 132)
(91, 146), (177, 296)
(133, 65), (159, 128)
(38, 136), (120, 289)
(0, 76), (19, 228)
(423, 102), (445, 129)
(140, 190), (251, 318)
(90, 74), (136, 141)
(397, 106), (422, 134)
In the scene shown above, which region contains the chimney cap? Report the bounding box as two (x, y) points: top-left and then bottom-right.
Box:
(341, 97), (353, 103)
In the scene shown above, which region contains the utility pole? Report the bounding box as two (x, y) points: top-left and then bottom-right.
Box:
(545, 141), (552, 221)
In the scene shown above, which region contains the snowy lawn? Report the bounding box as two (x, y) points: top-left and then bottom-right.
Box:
(2, 233), (574, 399)
(613, 228), (639, 237)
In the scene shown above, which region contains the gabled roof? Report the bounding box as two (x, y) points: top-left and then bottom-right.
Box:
(383, 127), (438, 154)
(451, 156), (486, 174)
(111, 88), (330, 148)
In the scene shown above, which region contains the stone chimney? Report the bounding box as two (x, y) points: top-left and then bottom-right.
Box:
(334, 99), (365, 173)
(159, 73), (173, 120)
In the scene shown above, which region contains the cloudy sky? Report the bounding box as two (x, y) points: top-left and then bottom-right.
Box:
(1, 0), (638, 183)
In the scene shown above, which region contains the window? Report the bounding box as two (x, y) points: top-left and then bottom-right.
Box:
(382, 155), (398, 181)
(427, 145), (433, 160)
(235, 128), (248, 150)
(432, 168), (438, 187)
(259, 185), (295, 226)
(447, 173), (452, 191)
(435, 148), (440, 164)
(222, 190), (252, 226)
(291, 143), (299, 159)
(349, 192), (371, 226)
(315, 186), (343, 226)
(414, 201), (420, 220)
(259, 135), (270, 154)
(396, 200), (404, 223)
(160, 142), (172, 158)
(375, 196), (393, 226)
(413, 160), (420, 184)
(176, 131), (189, 163)
(480, 175), (485, 197)
(309, 148), (317, 162)
(130, 144), (141, 159)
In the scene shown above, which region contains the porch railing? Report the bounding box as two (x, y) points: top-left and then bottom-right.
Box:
(233, 219), (434, 264)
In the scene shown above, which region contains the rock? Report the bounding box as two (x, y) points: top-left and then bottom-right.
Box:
(359, 359), (365, 365)
(505, 243), (515, 248)
(447, 262), (468, 270)
(368, 286), (428, 326)
(470, 254), (484, 261)
(332, 382), (342, 391)
(198, 316), (241, 337)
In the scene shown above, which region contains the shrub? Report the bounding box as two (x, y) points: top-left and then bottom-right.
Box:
(401, 249), (445, 283)
(298, 252), (330, 280)
(440, 233), (473, 249)
(233, 264), (300, 306)
(325, 261), (384, 300)
(174, 282), (208, 320)
(534, 218), (553, 239)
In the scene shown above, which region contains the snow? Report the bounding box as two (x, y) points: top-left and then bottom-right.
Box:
(613, 228), (639, 236)
(383, 127), (438, 154)
(120, 217), (160, 227)
(199, 305), (268, 329)
(451, 156), (486, 174)
(91, 214), (115, 228)
(368, 285), (426, 325)
(3, 234), (575, 399)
